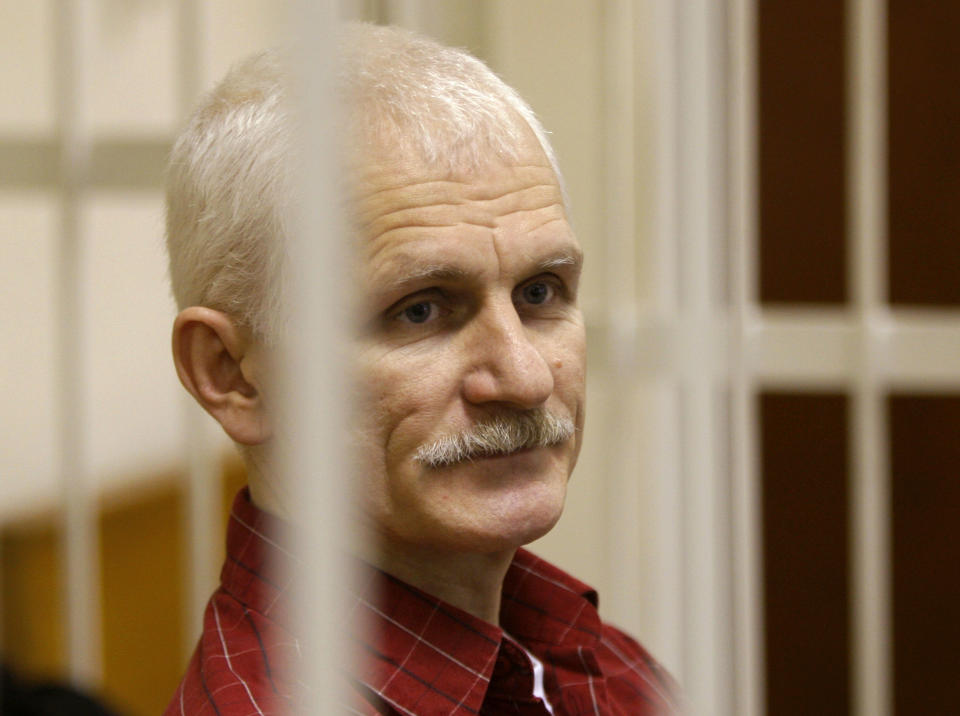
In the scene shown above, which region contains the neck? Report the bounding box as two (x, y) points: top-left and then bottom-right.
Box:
(245, 452), (294, 522)
(363, 540), (516, 625)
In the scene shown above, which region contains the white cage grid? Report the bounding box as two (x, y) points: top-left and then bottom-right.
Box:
(7, 1), (960, 714)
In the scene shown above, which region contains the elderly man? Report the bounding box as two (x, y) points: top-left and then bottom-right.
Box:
(165, 23), (678, 715)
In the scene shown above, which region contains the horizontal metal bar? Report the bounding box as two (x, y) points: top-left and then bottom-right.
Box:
(585, 308), (960, 389)
(0, 140), (59, 186)
(0, 137), (171, 189)
(751, 310), (858, 386)
(755, 310), (960, 388)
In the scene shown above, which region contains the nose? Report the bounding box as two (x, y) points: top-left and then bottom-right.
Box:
(460, 300), (554, 409)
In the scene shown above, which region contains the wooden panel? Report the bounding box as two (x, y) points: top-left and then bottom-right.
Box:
(0, 454), (248, 716)
(889, 395), (960, 714)
(99, 484), (185, 716)
(1, 523), (64, 680)
(888, 3), (960, 305)
(758, 2), (847, 304)
(760, 392), (850, 716)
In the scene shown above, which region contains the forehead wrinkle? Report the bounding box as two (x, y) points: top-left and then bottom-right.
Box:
(493, 201), (567, 228)
(351, 168), (562, 231)
(357, 181), (562, 218)
(359, 206), (497, 240)
(357, 183), (564, 242)
(352, 163), (558, 203)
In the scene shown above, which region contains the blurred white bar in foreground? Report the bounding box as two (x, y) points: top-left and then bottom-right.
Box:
(55, 0), (102, 690)
(285, 2), (353, 712)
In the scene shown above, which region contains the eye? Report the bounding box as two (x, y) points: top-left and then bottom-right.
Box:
(398, 300), (437, 324)
(519, 280), (554, 306)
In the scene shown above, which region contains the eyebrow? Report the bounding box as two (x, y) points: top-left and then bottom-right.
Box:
(537, 251), (583, 271)
(378, 265), (471, 297)
(375, 248), (584, 300)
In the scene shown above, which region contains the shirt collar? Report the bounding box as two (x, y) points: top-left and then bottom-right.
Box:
(501, 548), (603, 651)
(219, 487), (298, 630)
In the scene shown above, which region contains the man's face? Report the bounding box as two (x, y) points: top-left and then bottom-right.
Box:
(352, 135), (586, 556)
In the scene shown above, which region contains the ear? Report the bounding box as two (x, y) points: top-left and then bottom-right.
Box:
(172, 307), (271, 445)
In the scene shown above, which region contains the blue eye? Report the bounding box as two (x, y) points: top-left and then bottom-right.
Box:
(401, 301), (434, 323)
(521, 281), (552, 305)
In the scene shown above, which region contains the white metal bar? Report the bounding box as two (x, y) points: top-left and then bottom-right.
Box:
(338, 0), (374, 22)
(648, 0), (685, 678)
(182, 400), (220, 648)
(848, 1), (892, 715)
(728, 0), (763, 713)
(651, 0), (681, 316)
(176, 0), (203, 112)
(883, 315), (960, 388)
(174, 0), (221, 654)
(583, 310), (960, 390)
(677, 0), (734, 712)
(600, 0), (646, 635)
(752, 311), (960, 389)
(287, 2), (352, 712)
(54, 0), (101, 688)
(602, 0), (638, 346)
(753, 310), (860, 387)
(386, 0), (423, 32)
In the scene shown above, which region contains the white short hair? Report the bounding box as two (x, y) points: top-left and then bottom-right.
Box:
(165, 23), (563, 344)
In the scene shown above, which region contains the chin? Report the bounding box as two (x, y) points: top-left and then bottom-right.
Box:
(453, 452), (572, 546)
(374, 446), (574, 554)
(453, 485), (567, 553)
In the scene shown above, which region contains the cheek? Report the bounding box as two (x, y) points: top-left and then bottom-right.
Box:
(355, 348), (456, 461)
(548, 330), (586, 440)
(550, 331), (586, 394)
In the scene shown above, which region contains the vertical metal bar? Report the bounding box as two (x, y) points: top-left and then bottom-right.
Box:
(54, 0), (101, 688)
(176, 0), (203, 115)
(728, 0), (763, 713)
(648, 0), (685, 677)
(677, 0), (734, 712)
(600, 0), (645, 635)
(175, 0), (220, 653)
(652, 0), (681, 316)
(287, 2), (351, 712)
(386, 0), (423, 32)
(182, 400), (219, 649)
(848, 1), (891, 715)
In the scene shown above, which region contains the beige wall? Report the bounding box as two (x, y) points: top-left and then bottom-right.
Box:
(0, 1), (287, 519)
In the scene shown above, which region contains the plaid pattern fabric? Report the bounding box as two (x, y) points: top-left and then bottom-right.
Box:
(166, 489), (681, 715)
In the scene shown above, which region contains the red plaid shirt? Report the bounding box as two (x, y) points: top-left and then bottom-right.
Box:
(166, 489), (681, 715)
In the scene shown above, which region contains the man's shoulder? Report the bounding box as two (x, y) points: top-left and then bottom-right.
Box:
(164, 589), (297, 716)
(595, 620), (682, 707)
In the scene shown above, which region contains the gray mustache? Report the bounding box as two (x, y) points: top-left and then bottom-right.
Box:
(414, 408), (576, 469)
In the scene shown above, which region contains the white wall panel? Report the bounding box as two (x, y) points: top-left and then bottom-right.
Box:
(206, 0), (289, 90)
(0, 193), (60, 519)
(88, 0), (178, 134)
(383, 0), (483, 50)
(0, 1), (55, 134)
(80, 192), (184, 489)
